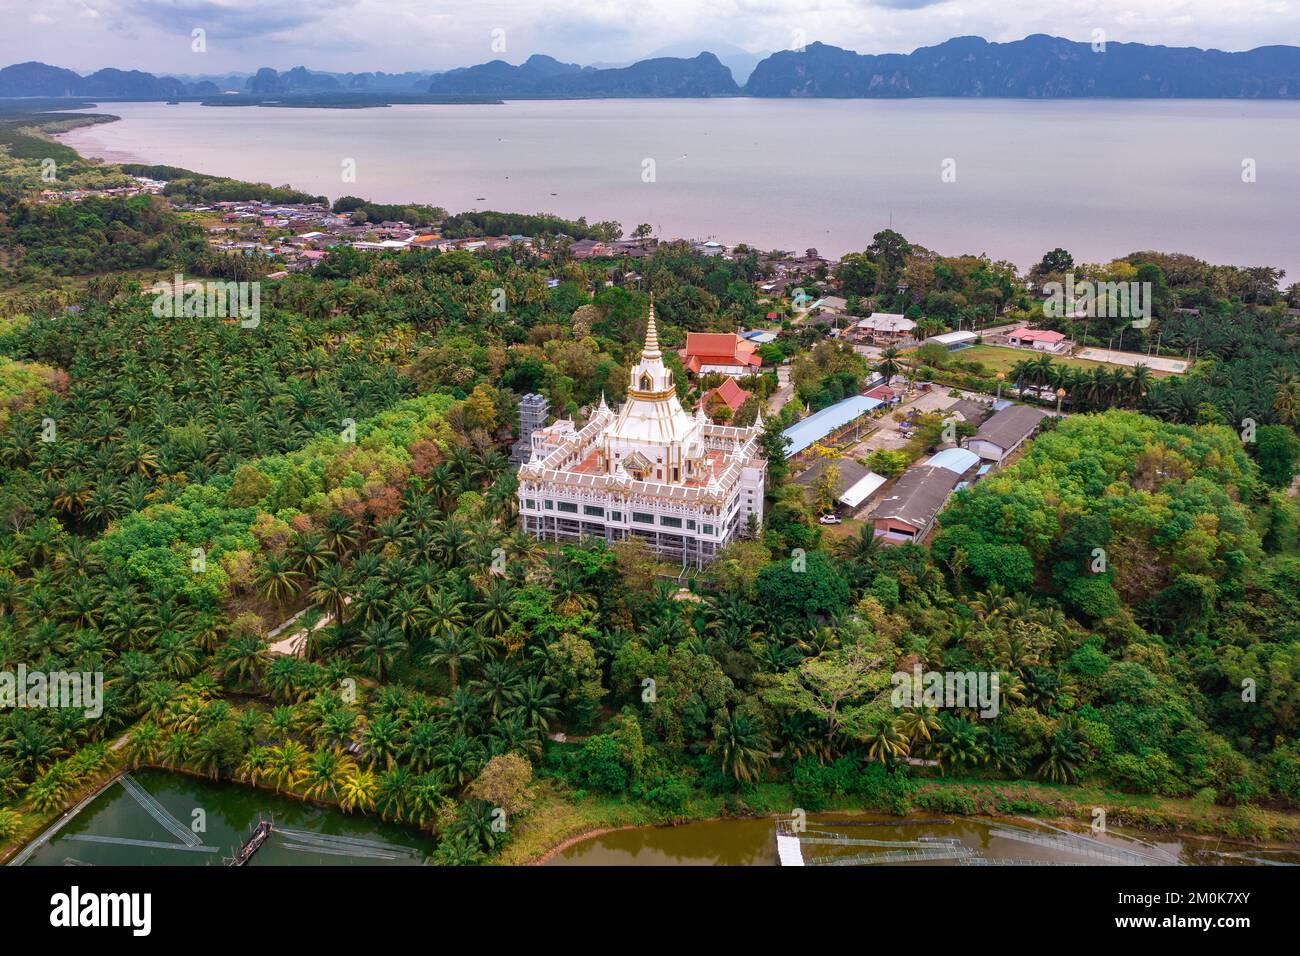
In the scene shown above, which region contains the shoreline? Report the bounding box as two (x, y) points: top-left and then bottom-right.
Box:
(53, 115), (151, 166)
(528, 824), (642, 865)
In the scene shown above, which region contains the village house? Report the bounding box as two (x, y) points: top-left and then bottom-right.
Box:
(679, 332), (763, 378)
(963, 403), (1050, 463)
(1007, 327), (1068, 352)
(691, 239), (726, 257)
(848, 313), (917, 345)
(864, 384), (901, 406)
(869, 466), (962, 543)
(569, 239), (611, 259)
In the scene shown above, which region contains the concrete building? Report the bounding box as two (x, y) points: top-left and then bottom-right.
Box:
(517, 304), (766, 567)
(509, 393), (550, 465)
(1007, 328), (1068, 352)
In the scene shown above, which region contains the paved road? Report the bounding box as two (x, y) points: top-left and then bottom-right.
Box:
(845, 389), (981, 456)
(768, 364), (794, 415)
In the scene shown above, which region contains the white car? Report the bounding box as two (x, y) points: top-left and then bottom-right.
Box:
(818, 514), (842, 525)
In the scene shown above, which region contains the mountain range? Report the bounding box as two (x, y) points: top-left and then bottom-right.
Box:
(425, 53), (738, 98)
(4, 35), (1300, 101)
(745, 35), (1300, 98)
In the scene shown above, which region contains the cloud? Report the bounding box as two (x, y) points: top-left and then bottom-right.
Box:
(0, 0), (1295, 74)
(869, 0), (950, 8)
(123, 0), (360, 39)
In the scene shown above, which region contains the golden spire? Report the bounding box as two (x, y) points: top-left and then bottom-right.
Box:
(642, 297), (661, 360)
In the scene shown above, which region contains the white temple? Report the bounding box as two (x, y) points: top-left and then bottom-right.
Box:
(517, 302), (767, 567)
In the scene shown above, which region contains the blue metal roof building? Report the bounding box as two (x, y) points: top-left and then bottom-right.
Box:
(925, 447), (981, 475)
(781, 395), (883, 458)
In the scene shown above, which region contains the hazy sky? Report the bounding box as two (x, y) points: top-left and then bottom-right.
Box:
(3, 0), (1298, 75)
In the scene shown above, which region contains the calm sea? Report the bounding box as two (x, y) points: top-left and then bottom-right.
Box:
(61, 99), (1300, 277)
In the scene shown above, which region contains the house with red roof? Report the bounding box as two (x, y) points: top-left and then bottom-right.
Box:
(679, 332), (762, 378)
(1007, 328), (1068, 353)
(700, 377), (751, 421)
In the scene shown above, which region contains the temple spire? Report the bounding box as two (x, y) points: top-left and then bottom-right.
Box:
(642, 298), (661, 360)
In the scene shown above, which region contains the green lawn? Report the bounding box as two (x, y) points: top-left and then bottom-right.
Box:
(931, 344), (1177, 379)
(945, 345), (1113, 374)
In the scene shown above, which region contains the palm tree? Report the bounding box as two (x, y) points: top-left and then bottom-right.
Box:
(321, 512), (360, 559)
(1274, 379), (1300, 427)
(303, 748), (356, 800)
(710, 708), (770, 784)
(433, 733), (487, 790)
(551, 564), (595, 615)
(875, 347), (903, 381)
(935, 715), (988, 774)
(896, 707), (942, 747)
(506, 676), (561, 738)
(361, 714), (401, 769)
(268, 740), (309, 793)
(425, 589), (465, 643)
(865, 717), (911, 764)
(360, 622), (406, 681)
(425, 631), (480, 691)
(834, 524), (881, 566)
(220, 633), (268, 690)
(475, 580), (515, 637)
(1038, 717), (1084, 783)
(289, 532), (334, 579)
(338, 768), (378, 813)
(1125, 363), (1152, 403)
(309, 562), (351, 625)
(124, 722), (164, 767)
(255, 553), (305, 607)
(237, 746), (273, 787)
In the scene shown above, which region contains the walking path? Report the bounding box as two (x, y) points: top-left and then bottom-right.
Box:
(266, 596), (351, 657)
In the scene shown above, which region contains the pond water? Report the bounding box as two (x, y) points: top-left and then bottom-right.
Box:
(16, 769), (433, 866)
(548, 814), (1300, 867)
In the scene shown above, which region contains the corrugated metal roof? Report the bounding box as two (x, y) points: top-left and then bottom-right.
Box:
(839, 471), (887, 508)
(926, 330), (979, 346)
(869, 465), (962, 528)
(781, 395), (883, 457)
(925, 447), (981, 475)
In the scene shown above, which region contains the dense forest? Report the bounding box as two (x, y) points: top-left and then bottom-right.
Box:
(0, 133), (1298, 859)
